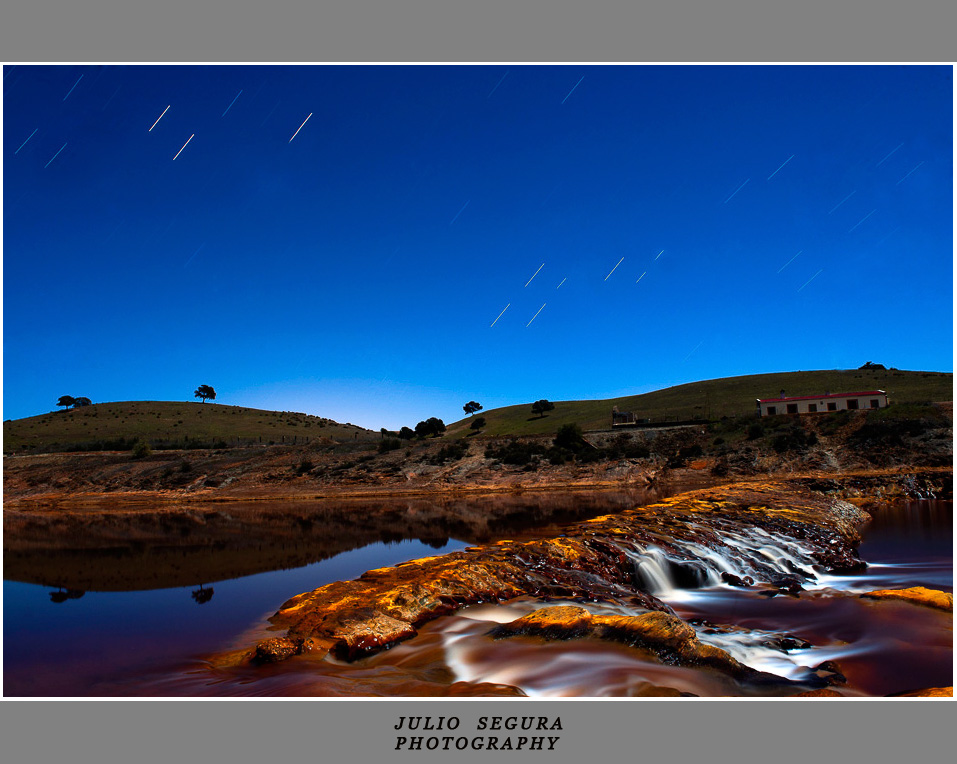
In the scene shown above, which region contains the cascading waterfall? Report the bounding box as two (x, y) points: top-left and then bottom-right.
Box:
(441, 508), (956, 696)
(440, 526), (847, 694)
(3, 489), (948, 698)
(619, 522), (826, 599)
(632, 548), (681, 596)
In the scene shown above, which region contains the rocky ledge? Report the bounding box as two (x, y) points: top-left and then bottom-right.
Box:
(214, 481), (869, 670)
(860, 587), (953, 611)
(891, 687), (953, 697)
(489, 606), (781, 685)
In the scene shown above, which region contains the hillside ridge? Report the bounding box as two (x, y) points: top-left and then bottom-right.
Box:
(447, 368), (953, 437)
(3, 368), (951, 454)
(3, 400), (376, 455)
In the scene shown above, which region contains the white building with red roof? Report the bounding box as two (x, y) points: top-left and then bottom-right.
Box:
(756, 390), (888, 417)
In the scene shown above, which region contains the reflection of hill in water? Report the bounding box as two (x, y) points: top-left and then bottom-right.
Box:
(4, 490), (656, 591)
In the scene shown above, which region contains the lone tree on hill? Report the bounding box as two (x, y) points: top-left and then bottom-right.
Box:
(57, 395), (76, 411)
(531, 399), (555, 418)
(463, 401), (483, 416)
(194, 385), (216, 403)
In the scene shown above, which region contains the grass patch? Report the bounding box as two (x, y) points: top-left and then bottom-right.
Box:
(848, 404), (945, 449)
(3, 401), (377, 455)
(445, 369), (951, 438)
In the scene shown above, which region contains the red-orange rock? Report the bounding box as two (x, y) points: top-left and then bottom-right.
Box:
(794, 688), (846, 697)
(860, 587), (953, 611)
(215, 482), (871, 669)
(253, 637), (303, 664)
(491, 606), (760, 681)
(891, 687), (953, 697)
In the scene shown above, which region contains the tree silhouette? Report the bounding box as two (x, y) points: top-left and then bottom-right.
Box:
(194, 385), (216, 403)
(57, 395), (75, 411)
(73, 397), (92, 407)
(415, 417), (446, 438)
(531, 399), (555, 418)
(470, 416), (487, 431)
(463, 401), (483, 416)
(191, 584), (214, 604)
(49, 587), (85, 604)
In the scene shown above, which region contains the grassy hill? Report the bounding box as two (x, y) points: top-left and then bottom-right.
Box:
(446, 368), (953, 438)
(3, 401), (377, 455)
(4, 369), (951, 455)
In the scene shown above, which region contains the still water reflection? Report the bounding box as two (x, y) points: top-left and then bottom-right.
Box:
(4, 490), (651, 696)
(3, 495), (952, 697)
(4, 538), (468, 696)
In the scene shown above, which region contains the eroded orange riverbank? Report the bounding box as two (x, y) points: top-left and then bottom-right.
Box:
(4, 472), (952, 697)
(199, 479), (951, 697)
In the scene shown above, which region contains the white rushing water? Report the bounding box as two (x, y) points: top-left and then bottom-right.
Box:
(439, 505), (952, 696)
(620, 522), (826, 599)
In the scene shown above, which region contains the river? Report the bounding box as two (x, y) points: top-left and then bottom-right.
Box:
(2, 493), (951, 697)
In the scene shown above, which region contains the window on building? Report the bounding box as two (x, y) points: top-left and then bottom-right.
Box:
(870, 399), (880, 409)
(808, 404), (817, 413)
(846, 399), (859, 410)
(786, 404), (798, 414)
(766, 406), (776, 416)
(827, 402), (837, 411)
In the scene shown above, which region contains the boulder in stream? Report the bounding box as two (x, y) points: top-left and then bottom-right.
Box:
(860, 586), (953, 611)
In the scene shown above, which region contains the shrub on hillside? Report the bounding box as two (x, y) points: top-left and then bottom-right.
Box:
(554, 423), (585, 452)
(575, 447), (604, 464)
(429, 440), (469, 464)
(485, 441), (546, 466)
(131, 439), (151, 459)
(668, 444), (703, 467)
(600, 434), (650, 460)
(293, 459), (314, 475)
(849, 417), (934, 449)
(771, 427), (815, 454)
(546, 446), (571, 465)
(817, 411), (851, 436)
(378, 438), (402, 454)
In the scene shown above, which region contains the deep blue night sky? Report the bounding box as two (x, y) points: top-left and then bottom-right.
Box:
(3, 65), (953, 429)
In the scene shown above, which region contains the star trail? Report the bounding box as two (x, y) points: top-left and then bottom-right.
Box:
(4, 64), (951, 430)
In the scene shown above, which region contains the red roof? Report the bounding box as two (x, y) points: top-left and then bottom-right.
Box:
(756, 391), (886, 404)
